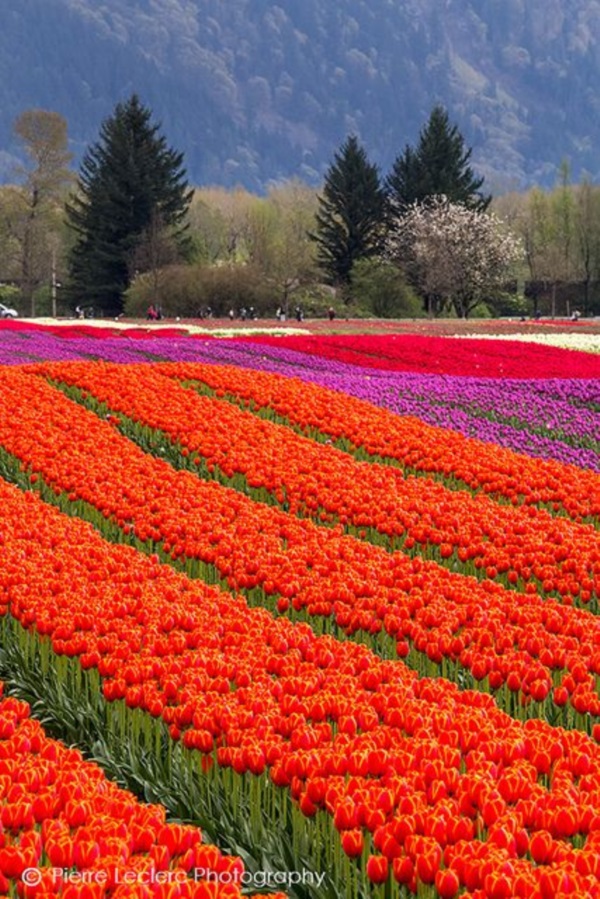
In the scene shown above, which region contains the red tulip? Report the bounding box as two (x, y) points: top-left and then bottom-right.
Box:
(366, 854), (388, 885)
(435, 868), (460, 899)
(341, 829), (364, 858)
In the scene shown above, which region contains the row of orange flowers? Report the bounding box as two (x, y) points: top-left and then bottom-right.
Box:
(2, 476), (600, 897)
(0, 681), (269, 898)
(1, 366), (600, 726)
(140, 360), (600, 525)
(35, 361), (600, 606)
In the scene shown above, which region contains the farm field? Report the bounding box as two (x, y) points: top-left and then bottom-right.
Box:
(0, 318), (600, 898)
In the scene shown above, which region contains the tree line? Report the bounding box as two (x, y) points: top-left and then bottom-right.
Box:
(1, 96), (599, 320)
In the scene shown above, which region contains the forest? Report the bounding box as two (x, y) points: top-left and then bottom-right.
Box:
(1, 103), (600, 322)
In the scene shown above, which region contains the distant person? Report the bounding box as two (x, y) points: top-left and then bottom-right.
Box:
(229, 308), (235, 321)
(328, 306), (335, 321)
(147, 304), (158, 321)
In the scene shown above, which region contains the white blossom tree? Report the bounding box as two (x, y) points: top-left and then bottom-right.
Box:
(387, 196), (523, 317)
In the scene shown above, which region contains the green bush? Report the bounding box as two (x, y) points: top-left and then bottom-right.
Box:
(0, 284), (21, 312)
(486, 290), (529, 317)
(349, 259), (423, 318)
(468, 301), (493, 319)
(125, 263), (276, 318)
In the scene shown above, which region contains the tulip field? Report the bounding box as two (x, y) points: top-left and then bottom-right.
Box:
(0, 320), (600, 898)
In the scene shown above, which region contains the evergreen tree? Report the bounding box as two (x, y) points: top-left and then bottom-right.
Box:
(310, 135), (386, 285)
(387, 105), (490, 213)
(66, 94), (192, 313)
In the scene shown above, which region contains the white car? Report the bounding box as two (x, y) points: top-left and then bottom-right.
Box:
(0, 303), (18, 319)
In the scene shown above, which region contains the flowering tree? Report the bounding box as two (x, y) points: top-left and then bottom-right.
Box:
(387, 196), (523, 317)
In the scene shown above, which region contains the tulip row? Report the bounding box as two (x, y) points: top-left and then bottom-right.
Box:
(336, 370), (600, 470)
(142, 361), (600, 525)
(2, 368), (600, 729)
(36, 361), (600, 607)
(5, 326), (599, 472)
(148, 336), (600, 472)
(243, 332), (600, 379)
(458, 331), (600, 355)
(0, 681), (271, 898)
(3, 476), (600, 898)
(0, 327), (178, 364)
(391, 376), (600, 455)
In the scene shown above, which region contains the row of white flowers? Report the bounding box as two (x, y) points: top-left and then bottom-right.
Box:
(29, 319), (310, 337)
(453, 332), (600, 354)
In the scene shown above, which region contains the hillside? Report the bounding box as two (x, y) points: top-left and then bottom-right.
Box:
(1, 0), (599, 191)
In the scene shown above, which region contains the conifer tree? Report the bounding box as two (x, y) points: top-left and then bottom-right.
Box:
(387, 105), (490, 214)
(66, 95), (192, 313)
(310, 135), (386, 285)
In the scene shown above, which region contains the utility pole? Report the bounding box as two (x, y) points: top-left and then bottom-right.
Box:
(51, 247), (57, 318)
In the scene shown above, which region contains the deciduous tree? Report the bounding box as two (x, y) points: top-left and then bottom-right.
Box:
(388, 196), (522, 317)
(574, 179), (600, 316)
(262, 180), (318, 314)
(12, 109), (73, 315)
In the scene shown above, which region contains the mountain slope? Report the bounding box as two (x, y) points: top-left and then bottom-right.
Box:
(1, 0), (599, 190)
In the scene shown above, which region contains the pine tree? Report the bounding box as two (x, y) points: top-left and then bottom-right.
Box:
(310, 135), (387, 285)
(66, 95), (192, 314)
(387, 105), (490, 213)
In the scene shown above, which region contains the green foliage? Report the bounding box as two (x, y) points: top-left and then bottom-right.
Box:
(349, 259), (423, 318)
(467, 302), (493, 318)
(386, 105), (490, 213)
(66, 95), (192, 315)
(187, 197), (230, 264)
(486, 290), (529, 318)
(286, 284), (348, 319)
(0, 284), (20, 307)
(10, 109), (73, 316)
(310, 135), (387, 285)
(124, 263), (274, 318)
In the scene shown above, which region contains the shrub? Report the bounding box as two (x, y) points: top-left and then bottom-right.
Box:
(0, 284), (22, 312)
(124, 263), (275, 318)
(349, 259), (423, 318)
